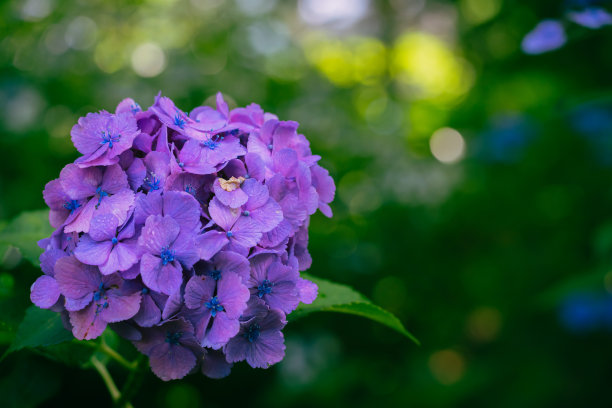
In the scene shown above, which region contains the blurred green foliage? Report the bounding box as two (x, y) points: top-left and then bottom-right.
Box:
(2, 0), (612, 407)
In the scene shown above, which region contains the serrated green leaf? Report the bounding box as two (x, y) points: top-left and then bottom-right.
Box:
(291, 274), (419, 344)
(0, 210), (53, 266)
(4, 306), (72, 356)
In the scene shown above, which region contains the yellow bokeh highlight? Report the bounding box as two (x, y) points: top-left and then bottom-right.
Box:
(303, 34), (387, 87)
(391, 32), (473, 104)
(460, 0), (502, 25)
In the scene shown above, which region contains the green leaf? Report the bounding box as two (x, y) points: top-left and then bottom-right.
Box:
(4, 306), (72, 357)
(33, 340), (97, 368)
(291, 274), (419, 344)
(0, 210), (53, 266)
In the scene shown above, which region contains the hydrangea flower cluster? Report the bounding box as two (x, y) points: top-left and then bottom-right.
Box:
(31, 93), (335, 381)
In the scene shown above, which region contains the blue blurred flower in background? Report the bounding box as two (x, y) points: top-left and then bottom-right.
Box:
(567, 7), (612, 28)
(474, 115), (535, 163)
(559, 292), (612, 333)
(521, 20), (567, 55)
(571, 102), (612, 165)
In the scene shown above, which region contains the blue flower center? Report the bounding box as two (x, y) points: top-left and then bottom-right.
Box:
(257, 279), (274, 298)
(205, 296), (224, 317)
(130, 103), (141, 113)
(230, 129), (240, 136)
(141, 287), (149, 295)
(185, 185), (196, 195)
(244, 323), (260, 343)
(174, 112), (186, 129)
(100, 131), (121, 148)
(93, 282), (107, 301)
(202, 139), (219, 150)
(95, 187), (109, 208)
(160, 246), (175, 265)
(267, 143), (273, 150)
(226, 231), (233, 238)
(165, 331), (183, 345)
(145, 176), (161, 191)
(111, 237), (118, 245)
(242, 210), (250, 216)
(63, 200), (81, 213)
(209, 269), (221, 281)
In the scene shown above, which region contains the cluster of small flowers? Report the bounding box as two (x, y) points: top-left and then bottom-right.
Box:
(30, 92), (335, 381)
(522, 5), (612, 55)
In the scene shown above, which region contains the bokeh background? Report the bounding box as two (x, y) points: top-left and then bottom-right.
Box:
(2, 0), (612, 406)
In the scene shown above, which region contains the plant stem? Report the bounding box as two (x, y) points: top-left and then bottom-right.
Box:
(115, 354), (146, 408)
(79, 340), (138, 371)
(99, 341), (138, 371)
(91, 355), (136, 408)
(91, 355), (121, 401)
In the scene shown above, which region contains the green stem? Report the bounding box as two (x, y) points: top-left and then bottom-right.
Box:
(79, 340), (138, 371)
(90, 355), (121, 402)
(99, 341), (138, 371)
(91, 355), (136, 408)
(114, 354), (146, 408)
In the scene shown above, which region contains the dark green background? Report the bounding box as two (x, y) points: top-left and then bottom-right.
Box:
(2, 0), (612, 407)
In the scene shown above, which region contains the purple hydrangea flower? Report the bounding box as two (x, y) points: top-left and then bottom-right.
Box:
(54, 256), (141, 340)
(184, 271), (250, 349)
(138, 215), (199, 295)
(134, 318), (200, 381)
(32, 92), (336, 381)
(59, 163), (135, 234)
(73, 213), (140, 275)
(71, 111), (140, 168)
(224, 299), (287, 368)
(248, 254), (300, 314)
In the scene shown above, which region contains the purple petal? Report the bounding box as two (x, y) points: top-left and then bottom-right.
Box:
(99, 241), (139, 275)
(127, 157), (146, 190)
(249, 198), (283, 233)
(297, 277), (318, 304)
(203, 312), (240, 349)
(30, 276), (60, 309)
(139, 215), (180, 254)
(140, 253), (183, 295)
(196, 230), (228, 260)
(65, 294), (93, 311)
(100, 290), (141, 323)
(133, 294), (162, 327)
(231, 217), (262, 248)
(215, 251), (250, 282)
(134, 191), (163, 225)
(273, 148), (299, 177)
(55, 256), (100, 299)
(209, 197), (239, 231)
(69, 303), (108, 340)
(245, 153), (266, 182)
(184, 275), (215, 309)
(213, 178), (248, 209)
(217, 272), (250, 318)
(74, 235), (113, 266)
(100, 164), (129, 194)
(201, 349), (232, 379)
(89, 214), (119, 241)
(149, 342), (197, 381)
(162, 191), (202, 234)
(40, 248), (67, 277)
(59, 164), (100, 200)
(242, 179), (269, 210)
